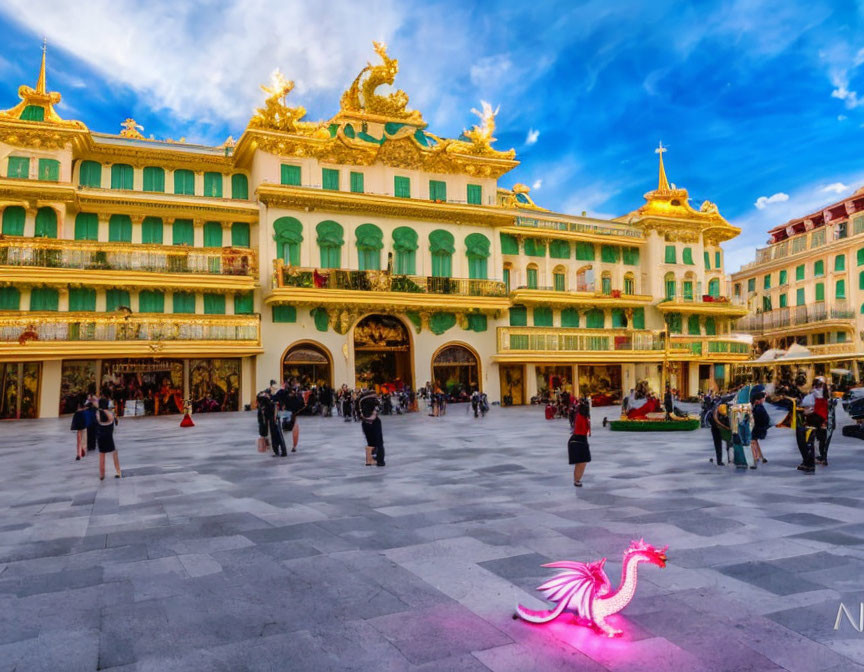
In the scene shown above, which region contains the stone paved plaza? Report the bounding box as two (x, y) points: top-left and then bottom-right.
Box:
(2, 404), (864, 671)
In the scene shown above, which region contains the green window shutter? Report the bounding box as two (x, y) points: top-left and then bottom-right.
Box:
(533, 307), (553, 326)
(715, 251), (721, 268)
(174, 169), (195, 195)
(203, 293), (225, 314)
(74, 213), (99, 241)
(34, 207), (57, 238)
(586, 309), (604, 329)
(623, 247), (639, 265)
(173, 292), (196, 313)
(779, 269), (787, 285)
(836, 279), (846, 299)
(665, 277), (676, 300)
(465, 233), (490, 280)
(858, 249), (864, 266)
(143, 166), (165, 192)
(468, 257), (487, 279)
(79, 161), (102, 187)
(835, 254), (846, 271)
(549, 239), (570, 259)
(796, 287), (805, 305)
(466, 313), (487, 332)
(795, 264), (804, 280)
(68, 287), (95, 311)
(632, 307), (645, 329)
(322, 168), (340, 190)
(20, 105), (45, 121)
(601, 275), (612, 295)
(274, 217), (304, 265)
(838, 331), (847, 343)
(500, 233), (519, 254)
(708, 278), (720, 298)
(7, 156), (30, 179)
(705, 317), (716, 335)
(526, 267), (538, 288)
(747, 277), (756, 292)
(110, 163), (134, 190)
(394, 176), (411, 198)
(231, 222), (250, 247)
(350, 171), (364, 193)
(203, 172), (223, 198)
(272, 304), (297, 323)
(30, 287), (58, 311)
(601, 245), (620, 263)
(554, 273), (565, 291)
(281, 164), (301, 186)
(524, 238), (546, 257)
(234, 293), (253, 314)
(432, 253), (452, 277)
(141, 217), (163, 244)
(316, 221), (344, 268)
(665, 312), (682, 334)
(814, 259), (824, 276)
(203, 221), (223, 247)
(611, 308), (626, 328)
(763, 274), (771, 290)
(762, 296), (772, 312)
(0, 286), (20, 310)
(105, 289), (130, 312)
(576, 242), (595, 261)
(682, 247), (694, 265)
(429, 230), (454, 277)
(624, 275), (635, 294)
(38, 158), (60, 181)
(429, 180), (447, 201)
(503, 268), (510, 291)
(704, 251), (710, 269)
(509, 305), (527, 326)
(687, 314), (700, 335)
(467, 184), (482, 205)
(173, 219), (194, 246)
(393, 226), (418, 275)
(356, 223), (383, 271)
(231, 173), (248, 200)
(815, 282), (825, 301)
(561, 308), (579, 327)
(683, 281), (693, 300)
(108, 215), (132, 242)
(779, 293), (787, 308)
(394, 249), (416, 275)
(664, 245), (676, 264)
(138, 290), (164, 313)
(2, 206), (26, 236)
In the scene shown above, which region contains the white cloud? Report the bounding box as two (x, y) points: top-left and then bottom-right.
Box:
(532, 179), (542, 190)
(754, 192), (789, 210)
(525, 128), (539, 145)
(822, 182), (850, 194)
(469, 54), (512, 87)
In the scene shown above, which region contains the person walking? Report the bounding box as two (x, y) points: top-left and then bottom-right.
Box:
(275, 384), (305, 453)
(567, 400), (591, 487)
(320, 384), (333, 417)
(262, 388), (286, 457)
(85, 394), (98, 453)
(96, 397), (121, 480)
(70, 394), (88, 461)
(357, 388), (385, 467)
(709, 401), (731, 466)
(751, 391), (770, 464)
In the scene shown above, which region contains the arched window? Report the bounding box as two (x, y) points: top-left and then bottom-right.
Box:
(664, 272), (676, 300)
(231, 173), (249, 200)
(283, 342), (332, 387)
(552, 265), (566, 292)
(465, 233), (490, 279)
(274, 217), (304, 266)
(355, 223), (384, 271)
(108, 214), (132, 242)
(432, 344), (480, 395)
(585, 308), (604, 329)
(1, 206), (25, 236)
(173, 169), (195, 195)
(74, 212), (98, 240)
(682, 272), (695, 300)
(429, 229), (454, 277)
(687, 314), (700, 335)
(34, 207), (57, 238)
(708, 277), (720, 298)
(110, 163), (134, 190)
(79, 160), (102, 188)
(393, 226), (418, 275)
(143, 166), (165, 192)
(526, 264), (539, 289)
(142, 217), (163, 244)
(601, 271), (612, 295)
(623, 272), (635, 295)
(576, 265), (594, 292)
(316, 220), (343, 269)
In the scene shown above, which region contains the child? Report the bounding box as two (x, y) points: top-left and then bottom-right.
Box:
(751, 391), (770, 464)
(568, 400), (591, 487)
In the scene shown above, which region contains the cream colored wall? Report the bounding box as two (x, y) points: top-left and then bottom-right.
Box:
(0, 141), (73, 182)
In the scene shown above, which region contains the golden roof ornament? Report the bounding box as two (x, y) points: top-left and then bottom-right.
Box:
(249, 69), (308, 132)
(119, 118), (144, 139)
(338, 42), (423, 124)
(655, 141), (670, 193)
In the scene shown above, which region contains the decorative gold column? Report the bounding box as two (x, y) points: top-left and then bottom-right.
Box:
(97, 213), (110, 242)
(131, 214), (144, 244)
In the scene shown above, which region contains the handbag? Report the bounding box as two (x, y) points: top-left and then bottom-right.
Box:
(257, 437), (269, 453)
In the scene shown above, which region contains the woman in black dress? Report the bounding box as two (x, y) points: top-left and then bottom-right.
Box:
(70, 395), (88, 461)
(357, 389), (385, 467)
(96, 397), (122, 480)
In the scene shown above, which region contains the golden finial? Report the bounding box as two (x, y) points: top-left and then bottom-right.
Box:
(36, 38), (47, 95)
(655, 141), (670, 193)
(119, 118), (144, 139)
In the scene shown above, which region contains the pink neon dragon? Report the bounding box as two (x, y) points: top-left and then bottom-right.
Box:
(516, 539), (668, 637)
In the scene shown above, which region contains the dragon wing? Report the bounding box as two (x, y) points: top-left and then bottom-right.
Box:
(535, 561), (606, 621)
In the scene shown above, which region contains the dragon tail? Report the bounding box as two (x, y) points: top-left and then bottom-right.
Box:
(515, 598), (569, 624)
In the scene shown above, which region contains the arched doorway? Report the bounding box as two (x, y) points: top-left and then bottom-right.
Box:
(282, 342), (332, 387)
(353, 315), (412, 391)
(431, 343), (480, 400)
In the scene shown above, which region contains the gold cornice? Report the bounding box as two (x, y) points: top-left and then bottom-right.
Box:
(0, 267), (257, 292)
(256, 183), (512, 226)
(757, 320), (856, 340)
(264, 286), (509, 312)
(497, 225), (646, 246)
(82, 136), (235, 171)
(655, 300), (749, 317)
(0, 118), (89, 151)
(0, 178), (76, 204)
(0, 341), (262, 361)
(75, 189), (259, 221)
(508, 289), (653, 308)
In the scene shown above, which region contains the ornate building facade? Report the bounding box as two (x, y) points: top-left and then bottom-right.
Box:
(0, 44), (750, 419)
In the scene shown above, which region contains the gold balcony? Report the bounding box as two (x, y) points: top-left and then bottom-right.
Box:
(0, 237), (257, 291)
(656, 292), (749, 317)
(509, 286), (653, 308)
(736, 303), (855, 336)
(0, 312), (261, 359)
(267, 261), (510, 312)
(500, 215), (646, 246)
(669, 336), (752, 361)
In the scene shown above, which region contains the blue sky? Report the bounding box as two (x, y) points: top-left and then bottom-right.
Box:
(1, 0), (863, 271)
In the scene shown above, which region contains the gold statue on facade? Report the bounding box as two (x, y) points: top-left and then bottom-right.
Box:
(119, 118), (144, 139)
(339, 42), (423, 124)
(447, 100), (515, 159)
(249, 69), (308, 132)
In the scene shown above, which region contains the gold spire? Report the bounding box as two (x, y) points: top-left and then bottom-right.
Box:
(36, 38), (47, 95)
(655, 141), (670, 193)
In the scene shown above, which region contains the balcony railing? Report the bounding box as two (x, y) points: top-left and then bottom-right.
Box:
(512, 216), (643, 239)
(274, 263), (507, 297)
(512, 285), (648, 300)
(736, 302), (854, 332)
(0, 238), (256, 276)
(498, 327), (673, 353)
(661, 290), (744, 306)
(671, 337), (751, 356)
(0, 313), (260, 343)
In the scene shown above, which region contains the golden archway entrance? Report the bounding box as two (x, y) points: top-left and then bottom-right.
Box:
(432, 343), (480, 398)
(282, 342), (332, 387)
(353, 315), (412, 390)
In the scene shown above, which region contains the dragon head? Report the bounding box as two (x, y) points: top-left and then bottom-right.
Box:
(625, 539), (668, 568)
